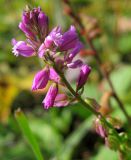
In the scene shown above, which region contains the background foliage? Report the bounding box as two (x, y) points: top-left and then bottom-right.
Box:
(0, 0), (131, 159)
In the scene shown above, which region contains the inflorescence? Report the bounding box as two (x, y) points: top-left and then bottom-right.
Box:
(12, 7), (91, 109)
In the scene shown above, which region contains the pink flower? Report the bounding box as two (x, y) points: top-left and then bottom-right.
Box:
(42, 83), (58, 109)
(49, 68), (60, 83)
(32, 67), (50, 90)
(12, 40), (35, 57)
(95, 118), (107, 138)
(77, 64), (91, 91)
(54, 94), (69, 107)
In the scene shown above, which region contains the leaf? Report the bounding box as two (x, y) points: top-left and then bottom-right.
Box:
(56, 116), (94, 160)
(29, 117), (63, 155)
(15, 109), (44, 160)
(91, 146), (118, 160)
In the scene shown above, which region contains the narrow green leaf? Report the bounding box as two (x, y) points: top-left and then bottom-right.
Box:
(15, 108), (44, 160)
(57, 116), (94, 160)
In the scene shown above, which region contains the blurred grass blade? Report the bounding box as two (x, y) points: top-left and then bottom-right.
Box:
(15, 108), (44, 160)
(57, 116), (94, 160)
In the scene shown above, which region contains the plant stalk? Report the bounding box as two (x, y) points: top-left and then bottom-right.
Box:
(62, 0), (130, 123)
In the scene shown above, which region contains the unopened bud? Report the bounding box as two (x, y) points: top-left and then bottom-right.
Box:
(95, 117), (107, 138)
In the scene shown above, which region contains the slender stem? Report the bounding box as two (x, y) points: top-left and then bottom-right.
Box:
(62, 0), (130, 123)
(53, 64), (99, 116)
(47, 51), (121, 140)
(87, 39), (131, 123)
(52, 62), (121, 139)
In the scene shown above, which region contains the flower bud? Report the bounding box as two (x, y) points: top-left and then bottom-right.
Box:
(12, 40), (35, 57)
(59, 25), (78, 51)
(95, 118), (107, 138)
(42, 83), (58, 109)
(54, 94), (69, 107)
(49, 68), (60, 83)
(76, 64), (91, 91)
(19, 22), (35, 38)
(38, 12), (48, 37)
(32, 67), (50, 90)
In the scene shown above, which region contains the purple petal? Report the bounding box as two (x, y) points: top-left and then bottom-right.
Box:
(67, 60), (83, 68)
(54, 94), (69, 107)
(49, 26), (63, 46)
(44, 36), (53, 48)
(11, 38), (17, 46)
(54, 100), (69, 107)
(68, 42), (83, 61)
(38, 43), (47, 58)
(12, 41), (34, 57)
(32, 67), (50, 90)
(42, 83), (58, 109)
(19, 22), (34, 38)
(55, 94), (67, 101)
(49, 68), (60, 83)
(77, 64), (91, 91)
(22, 12), (30, 26)
(60, 25), (78, 51)
(38, 12), (48, 36)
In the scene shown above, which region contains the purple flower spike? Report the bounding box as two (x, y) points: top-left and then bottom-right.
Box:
(42, 83), (58, 109)
(12, 41), (35, 57)
(77, 64), (91, 91)
(54, 94), (69, 107)
(60, 25), (78, 51)
(49, 68), (60, 83)
(67, 59), (83, 69)
(32, 67), (50, 90)
(38, 12), (48, 37)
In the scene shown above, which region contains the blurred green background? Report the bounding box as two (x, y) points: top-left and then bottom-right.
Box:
(0, 0), (131, 159)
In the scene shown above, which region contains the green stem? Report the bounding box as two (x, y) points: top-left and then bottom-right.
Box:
(52, 63), (121, 140)
(62, 0), (130, 124)
(48, 52), (121, 143)
(53, 64), (99, 116)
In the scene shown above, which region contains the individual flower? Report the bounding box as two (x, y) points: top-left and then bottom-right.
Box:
(42, 83), (58, 109)
(19, 22), (35, 39)
(54, 94), (69, 107)
(38, 27), (63, 58)
(59, 25), (78, 51)
(38, 12), (49, 38)
(76, 64), (91, 91)
(49, 67), (60, 83)
(12, 40), (35, 57)
(32, 66), (50, 90)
